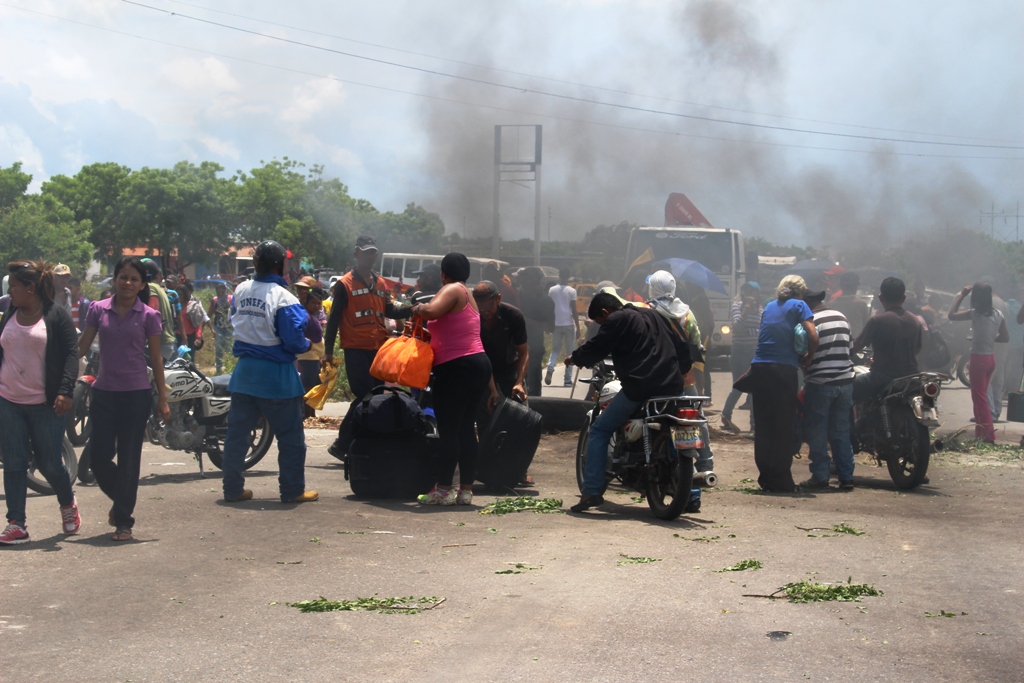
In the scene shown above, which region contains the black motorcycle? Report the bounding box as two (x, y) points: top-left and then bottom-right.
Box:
(575, 360), (708, 520)
(853, 370), (945, 489)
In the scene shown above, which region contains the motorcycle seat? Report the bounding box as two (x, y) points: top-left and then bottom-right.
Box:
(211, 374), (232, 397)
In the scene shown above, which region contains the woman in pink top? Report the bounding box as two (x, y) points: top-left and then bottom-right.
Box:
(0, 261), (80, 546)
(411, 253), (498, 505)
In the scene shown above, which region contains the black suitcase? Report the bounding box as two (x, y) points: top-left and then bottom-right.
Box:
(1007, 377), (1024, 423)
(345, 435), (437, 499)
(476, 397), (543, 490)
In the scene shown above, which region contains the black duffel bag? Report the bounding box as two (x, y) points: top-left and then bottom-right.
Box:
(334, 386), (427, 459)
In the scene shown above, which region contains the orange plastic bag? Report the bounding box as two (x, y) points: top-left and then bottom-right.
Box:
(369, 318), (434, 389)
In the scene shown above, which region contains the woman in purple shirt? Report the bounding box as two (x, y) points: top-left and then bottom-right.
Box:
(0, 261), (80, 546)
(78, 257), (169, 542)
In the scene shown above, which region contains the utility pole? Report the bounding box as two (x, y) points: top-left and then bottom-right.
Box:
(491, 124), (543, 265)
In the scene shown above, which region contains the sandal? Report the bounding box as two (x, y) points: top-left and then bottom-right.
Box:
(111, 527), (133, 542)
(519, 475), (535, 486)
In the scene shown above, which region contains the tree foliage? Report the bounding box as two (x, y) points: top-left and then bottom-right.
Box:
(0, 193), (93, 275)
(0, 162), (32, 211)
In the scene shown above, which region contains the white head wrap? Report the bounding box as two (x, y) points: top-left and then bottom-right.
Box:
(646, 270), (689, 321)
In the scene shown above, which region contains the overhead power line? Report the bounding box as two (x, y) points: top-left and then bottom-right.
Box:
(1, 2), (1021, 162)
(160, 0), (1023, 146)
(120, 0), (1024, 151)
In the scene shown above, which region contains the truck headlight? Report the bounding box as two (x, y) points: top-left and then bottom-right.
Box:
(720, 325), (731, 335)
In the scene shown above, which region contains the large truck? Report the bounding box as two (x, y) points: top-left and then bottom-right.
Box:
(623, 193), (745, 357)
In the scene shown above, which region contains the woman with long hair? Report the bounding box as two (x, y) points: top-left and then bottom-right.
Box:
(748, 275), (819, 492)
(0, 261), (80, 545)
(411, 253), (498, 505)
(78, 256), (169, 541)
(948, 282), (1009, 442)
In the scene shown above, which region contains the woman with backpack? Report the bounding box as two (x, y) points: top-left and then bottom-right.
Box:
(948, 282), (1009, 442)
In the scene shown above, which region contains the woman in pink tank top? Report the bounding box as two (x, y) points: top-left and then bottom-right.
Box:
(410, 253), (497, 505)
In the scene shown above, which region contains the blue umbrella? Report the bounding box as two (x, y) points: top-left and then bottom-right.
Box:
(652, 258), (728, 295)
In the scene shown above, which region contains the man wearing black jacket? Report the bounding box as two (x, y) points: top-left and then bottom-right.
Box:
(565, 292), (692, 512)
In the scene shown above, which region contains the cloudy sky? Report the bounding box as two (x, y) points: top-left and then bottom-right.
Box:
(1, 0), (1021, 249)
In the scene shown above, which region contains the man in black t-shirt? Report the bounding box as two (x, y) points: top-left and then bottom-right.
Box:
(473, 281), (528, 400)
(852, 277), (922, 401)
(517, 267), (554, 397)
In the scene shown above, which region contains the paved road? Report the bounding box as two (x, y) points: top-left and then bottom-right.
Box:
(3, 400), (1022, 681)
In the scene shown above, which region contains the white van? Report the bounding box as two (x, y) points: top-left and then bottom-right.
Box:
(378, 253), (509, 290)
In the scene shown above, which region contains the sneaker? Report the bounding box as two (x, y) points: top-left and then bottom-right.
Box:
(456, 487), (473, 505)
(224, 489), (253, 502)
(0, 522), (29, 545)
(327, 440), (345, 462)
(544, 368), (553, 385)
(418, 486), (456, 506)
(838, 480), (855, 491)
(799, 477), (831, 490)
(569, 494), (604, 513)
(284, 491), (319, 503)
(563, 380), (573, 387)
(60, 499), (81, 534)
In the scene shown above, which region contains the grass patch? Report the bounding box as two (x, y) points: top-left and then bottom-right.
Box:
(715, 558), (762, 572)
(288, 596), (445, 614)
(780, 579), (882, 603)
(617, 554), (661, 565)
(479, 497), (564, 515)
(939, 438), (1022, 461)
(832, 523), (866, 536)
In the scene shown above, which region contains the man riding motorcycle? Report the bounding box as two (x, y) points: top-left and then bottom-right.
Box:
(852, 277), (922, 402)
(565, 291), (692, 512)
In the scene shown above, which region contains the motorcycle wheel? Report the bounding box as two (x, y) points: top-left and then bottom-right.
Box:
(206, 417), (274, 471)
(956, 354), (971, 388)
(26, 437), (79, 496)
(645, 432), (695, 521)
(65, 382), (92, 446)
(886, 405), (930, 489)
(77, 440), (95, 484)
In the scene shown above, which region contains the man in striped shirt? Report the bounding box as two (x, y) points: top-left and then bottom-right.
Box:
(800, 290), (856, 490)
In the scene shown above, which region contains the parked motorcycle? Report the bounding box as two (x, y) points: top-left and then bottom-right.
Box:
(575, 360), (708, 520)
(852, 367), (946, 489)
(147, 358), (274, 474)
(66, 339), (99, 446)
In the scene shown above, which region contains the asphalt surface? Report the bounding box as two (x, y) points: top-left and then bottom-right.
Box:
(2, 371), (1022, 682)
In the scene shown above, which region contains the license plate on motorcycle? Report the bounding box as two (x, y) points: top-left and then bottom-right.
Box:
(672, 427), (703, 450)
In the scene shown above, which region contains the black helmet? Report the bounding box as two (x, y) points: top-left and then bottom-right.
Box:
(140, 257), (161, 283)
(253, 240), (287, 275)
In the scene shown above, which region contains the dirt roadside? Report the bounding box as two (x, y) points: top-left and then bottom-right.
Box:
(1, 428), (1021, 682)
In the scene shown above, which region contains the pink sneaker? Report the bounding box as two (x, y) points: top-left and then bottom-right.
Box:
(61, 500), (81, 534)
(0, 522), (29, 545)
(417, 485), (456, 506)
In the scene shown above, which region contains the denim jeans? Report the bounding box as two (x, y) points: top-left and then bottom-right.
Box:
(803, 382), (855, 482)
(684, 384), (715, 472)
(222, 392), (307, 501)
(547, 325), (575, 384)
(582, 392), (641, 495)
(214, 329), (232, 374)
(0, 396), (74, 525)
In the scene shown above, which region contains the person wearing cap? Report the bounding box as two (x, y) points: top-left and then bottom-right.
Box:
(483, 261), (518, 307)
(51, 264), (73, 316)
(800, 289), (856, 490)
(323, 235), (411, 401)
(473, 280), (529, 402)
(721, 281), (763, 433)
(410, 263), (442, 305)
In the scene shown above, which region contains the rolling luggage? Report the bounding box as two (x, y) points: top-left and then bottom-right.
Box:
(345, 434), (437, 499)
(476, 397), (543, 490)
(333, 386), (427, 461)
(1007, 376), (1024, 423)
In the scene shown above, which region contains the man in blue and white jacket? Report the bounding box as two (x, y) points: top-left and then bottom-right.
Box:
(222, 241), (319, 504)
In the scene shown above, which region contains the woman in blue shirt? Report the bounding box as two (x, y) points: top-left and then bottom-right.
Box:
(748, 275), (818, 492)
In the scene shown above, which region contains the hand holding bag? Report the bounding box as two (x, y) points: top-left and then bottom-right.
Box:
(369, 317), (434, 389)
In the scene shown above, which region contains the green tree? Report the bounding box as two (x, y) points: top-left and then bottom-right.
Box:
(371, 203), (446, 255)
(0, 161), (32, 211)
(42, 162), (132, 263)
(0, 194), (94, 275)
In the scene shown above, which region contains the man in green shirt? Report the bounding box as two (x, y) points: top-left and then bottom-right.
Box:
(141, 259), (178, 362)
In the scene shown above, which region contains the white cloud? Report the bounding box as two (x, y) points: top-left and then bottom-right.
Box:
(280, 77), (345, 123)
(201, 136), (240, 160)
(0, 124), (47, 190)
(162, 57), (240, 93)
(330, 147), (362, 169)
(48, 52), (92, 80)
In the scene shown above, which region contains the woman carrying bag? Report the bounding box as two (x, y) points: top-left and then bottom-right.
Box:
(0, 261), (81, 545)
(410, 253), (498, 506)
